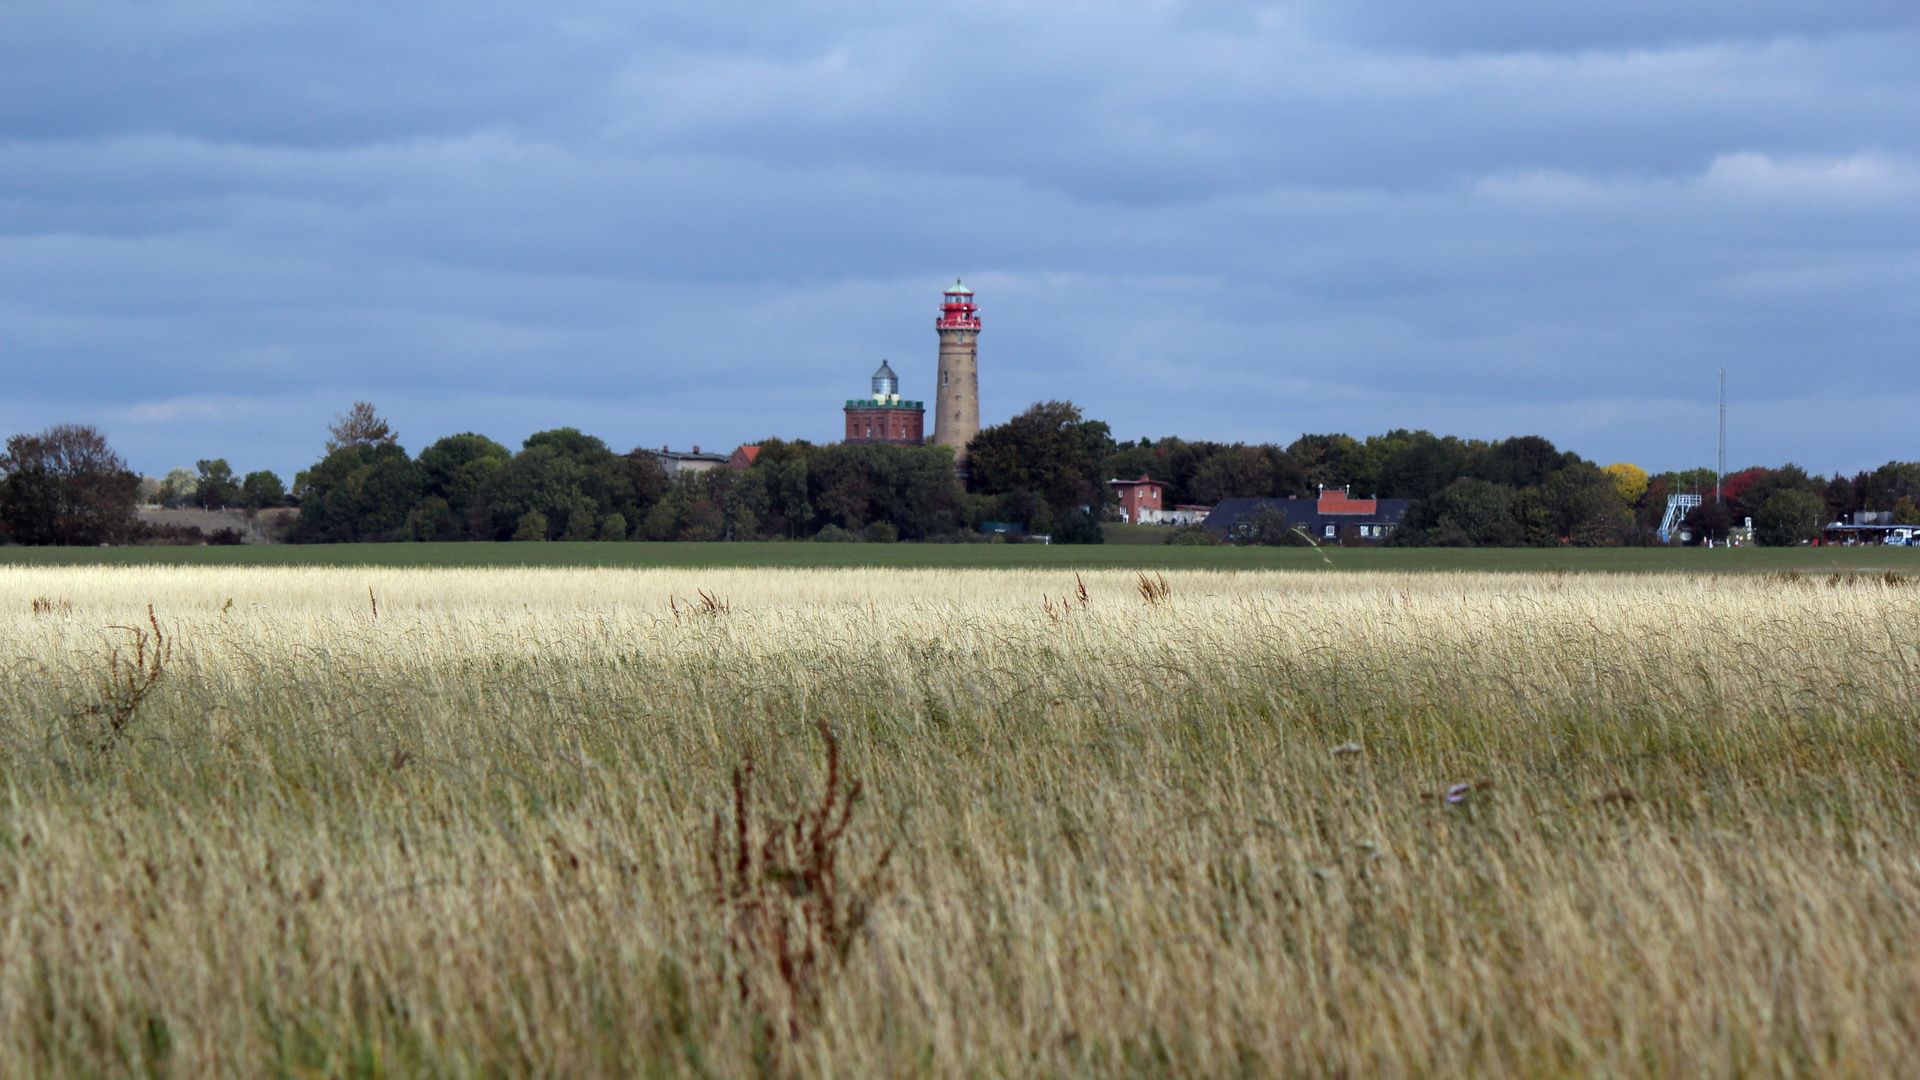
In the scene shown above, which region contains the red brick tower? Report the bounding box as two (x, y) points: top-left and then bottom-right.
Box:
(843, 360), (925, 445)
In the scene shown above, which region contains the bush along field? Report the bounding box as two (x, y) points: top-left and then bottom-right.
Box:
(4, 566), (1920, 1076)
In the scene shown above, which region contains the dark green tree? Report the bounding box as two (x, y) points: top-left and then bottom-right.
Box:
(291, 443), (423, 542)
(1753, 490), (1824, 546)
(967, 401), (1103, 514)
(1395, 478), (1517, 547)
(1681, 500), (1734, 545)
(194, 459), (239, 509)
(1824, 473), (1862, 524)
(417, 433), (510, 534)
(1051, 507), (1105, 544)
(1189, 445), (1276, 504)
(1542, 462), (1630, 546)
(240, 470), (287, 509)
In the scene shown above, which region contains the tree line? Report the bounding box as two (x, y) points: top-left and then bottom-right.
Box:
(2, 401), (1915, 546)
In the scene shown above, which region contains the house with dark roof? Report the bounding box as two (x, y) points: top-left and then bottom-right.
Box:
(650, 446), (731, 475)
(1205, 488), (1413, 545)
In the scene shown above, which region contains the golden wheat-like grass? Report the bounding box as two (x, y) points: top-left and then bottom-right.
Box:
(2, 565), (1919, 1077)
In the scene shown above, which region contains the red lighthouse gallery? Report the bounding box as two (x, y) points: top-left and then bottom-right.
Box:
(843, 360), (925, 445)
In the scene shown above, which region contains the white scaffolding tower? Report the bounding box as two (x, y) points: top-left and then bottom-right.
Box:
(1659, 493), (1702, 544)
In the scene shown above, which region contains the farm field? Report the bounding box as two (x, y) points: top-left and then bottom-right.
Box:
(4, 565), (1920, 1076)
(4, 538), (1920, 574)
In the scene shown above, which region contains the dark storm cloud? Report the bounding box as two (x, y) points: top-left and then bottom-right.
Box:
(0, 1), (1915, 478)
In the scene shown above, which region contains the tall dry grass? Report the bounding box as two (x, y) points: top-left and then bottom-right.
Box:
(2, 565), (1919, 1077)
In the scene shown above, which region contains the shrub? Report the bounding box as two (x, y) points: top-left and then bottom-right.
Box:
(863, 521), (898, 544)
(1051, 508), (1104, 545)
(513, 511), (548, 541)
(598, 513), (628, 541)
(813, 524), (857, 543)
(1166, 523), (1220, 546)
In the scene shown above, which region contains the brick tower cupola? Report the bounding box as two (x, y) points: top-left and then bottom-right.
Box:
(932, 280), (980, 472)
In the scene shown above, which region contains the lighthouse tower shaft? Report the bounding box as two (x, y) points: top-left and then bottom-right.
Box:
(932, 282), (981, 465)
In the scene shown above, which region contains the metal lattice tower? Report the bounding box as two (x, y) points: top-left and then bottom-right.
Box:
(1660, 494), (1702, 543)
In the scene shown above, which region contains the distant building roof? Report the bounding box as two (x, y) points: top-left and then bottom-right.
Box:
(1205, 496), (1413, 537)
(1317, 488), (1378, 515)
(729, 445), (761, 472)
(651, 446), (729, 464)
(1109, 474), (1163, 489)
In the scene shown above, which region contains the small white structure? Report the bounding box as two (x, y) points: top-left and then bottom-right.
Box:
(651, 446), (730, 475)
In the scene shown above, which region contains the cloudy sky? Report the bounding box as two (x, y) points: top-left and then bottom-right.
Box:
(2, 1), (1916, 480)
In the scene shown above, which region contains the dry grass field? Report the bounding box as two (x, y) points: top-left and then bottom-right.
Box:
(3, 565), (1919, 1078)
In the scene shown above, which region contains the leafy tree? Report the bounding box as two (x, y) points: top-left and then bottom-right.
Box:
(1862, 462), (1920, 512)
(1824, 473), (1862, 524)
(1372, 430), (1473, 501)
(1543, 463), (1630, 546)
(240, 470), (287, 509)
(194, 459), (238, 509)
(1603, 462), (1649, 506)
(1395, 478), (1518, 547)
(623, 450), (673, 523)
(418, 433), (510, 532)
(0, 424), (140, 546)
(757, 455), (812, 538)
(406, 497), (461, 541)
(514, 512), (548, 541)
(967, 401), (1103, 514)
(1681, 500), (1733, 545)
(1287, 433), (1363, 493)
(1104, 440), (1165, 489)
(480, 444), (589, 541)
(1729, 464), (1820, 529)
(1753, 490), (1824, 546)
(1051, 507), (1105, 545)
(1663, 467), (1719, 496)
(599, 513), (629, 541)
(680, 496), (725, 541)
(643, 488), (689, 541)
(156, 466), (197, 506)
(291, 442), (423, 542)
(1189, 445), (1276, 504)
(1475, 436), (1575, 490)
(325, 402), (396, 454)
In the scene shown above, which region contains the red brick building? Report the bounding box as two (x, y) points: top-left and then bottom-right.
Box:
(1109, 475), (1166, 523)
(844, 360), (925, 445)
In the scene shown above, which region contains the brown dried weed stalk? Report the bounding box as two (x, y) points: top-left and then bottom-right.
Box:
(708, 721), (893, 1037)
(72, 605), (170, 755)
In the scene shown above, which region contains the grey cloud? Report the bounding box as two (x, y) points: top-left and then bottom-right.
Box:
(0, 1), (1914, 480)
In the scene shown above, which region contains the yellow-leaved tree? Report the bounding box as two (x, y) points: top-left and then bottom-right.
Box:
(1604, 462), (1649, 506)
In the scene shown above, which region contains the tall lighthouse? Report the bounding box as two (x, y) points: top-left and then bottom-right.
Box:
(932, 280), (981, 469)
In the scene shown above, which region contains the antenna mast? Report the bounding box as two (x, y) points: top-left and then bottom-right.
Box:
(1716, 367), (1725, 503)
